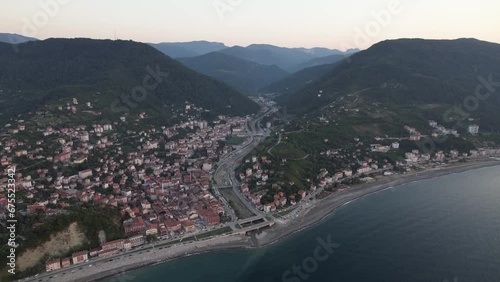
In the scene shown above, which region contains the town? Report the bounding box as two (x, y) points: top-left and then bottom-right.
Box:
(0, 97), (252, 274)
(1, 95), (500, 278)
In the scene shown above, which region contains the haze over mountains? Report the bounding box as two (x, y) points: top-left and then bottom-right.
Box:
(218, 44), (356, 72)
(0, 33), (38, 44)
(148, 41), (227, 58)
(2, 34), (499, 133)
(149, 40), (357, 94)
(149, 41), (357, 71)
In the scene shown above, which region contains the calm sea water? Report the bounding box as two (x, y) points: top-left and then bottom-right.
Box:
(104, 165), (500, 282)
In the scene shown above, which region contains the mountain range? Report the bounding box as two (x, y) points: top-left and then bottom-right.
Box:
(148, 41), (227, 58)
(150, 41), (357, 72)
(3, 34), (499, 134)
(218, 44), (357, 72)
(150, 41), (357, 94)
(0, 38), (259, 122)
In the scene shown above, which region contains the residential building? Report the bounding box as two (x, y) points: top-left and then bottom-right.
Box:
(72, 251), (88, 265)
(61, 258), (71, 268)
(101, 239), (124, 251)
(45, 259), (61, 272)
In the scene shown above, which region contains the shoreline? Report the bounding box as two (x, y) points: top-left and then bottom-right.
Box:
(254, 159), (500, 246)
(70, 235), (255, 282)
(46, 159), (499, 282)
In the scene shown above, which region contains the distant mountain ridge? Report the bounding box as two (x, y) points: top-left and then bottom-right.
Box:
(0, 33), (38, 44)
(151, 41), (358, 73)
(149, 41), (228, 58)
(295, 47), (359, 57)
(219, 44), (356, 72)
(178, 52), (289, 95)
(167, 42), (356, 95)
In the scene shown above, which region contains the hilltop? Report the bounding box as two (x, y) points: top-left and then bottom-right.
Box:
(284, 38), (500, 131)
(0, 33), (38, 44)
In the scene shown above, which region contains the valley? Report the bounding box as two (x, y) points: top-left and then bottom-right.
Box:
(2, 36), (500, 282)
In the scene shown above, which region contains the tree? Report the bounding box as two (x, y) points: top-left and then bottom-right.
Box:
(145, 234), (157, 243)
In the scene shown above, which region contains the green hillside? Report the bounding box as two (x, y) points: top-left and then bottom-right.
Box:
(178, 52), (289, 95)
(284, 38), (500, 131)
(261, 63), (338, 96)
(0, 38), (259, 121)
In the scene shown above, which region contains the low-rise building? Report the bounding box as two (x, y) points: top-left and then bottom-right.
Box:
(128, 235), (145, 247)
(99, 248), (118, 258)
(182, 220), (196, 233)
(101, 239), (124, 251)
(78, 169), (93, 179)
(124, 216), (146, 234)
(61, 258), (71, 268)
(45, 258), (61, 272)
(72, 251), (88, 265)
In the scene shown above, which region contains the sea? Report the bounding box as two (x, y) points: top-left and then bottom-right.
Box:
(103, 165), (500, 282)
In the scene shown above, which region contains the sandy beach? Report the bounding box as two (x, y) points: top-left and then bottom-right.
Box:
(27, 159), (500, 282)
(69, 235), (253, 282)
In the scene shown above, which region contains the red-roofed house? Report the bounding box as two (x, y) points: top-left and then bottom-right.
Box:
(54, 152), (71, 162)
(72, 251), (88, 265)
(182, 220), (196, 233)
(124, 216), (146, 234)
(61, 257), (70, 268)
(165, 219), (181, 232)
(46, 258), (61, 272)
(101, 239), (124, 251)
(199, 210), (220, 226)
(27, 204), (46, 214)
(145, 222), (158, 236)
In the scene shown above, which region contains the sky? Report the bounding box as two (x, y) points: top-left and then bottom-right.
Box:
(1, 0), (500, 50)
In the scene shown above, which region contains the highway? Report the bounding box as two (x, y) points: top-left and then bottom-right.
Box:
(213, 101), (278, 219)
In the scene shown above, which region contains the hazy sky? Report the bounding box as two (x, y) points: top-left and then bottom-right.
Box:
(1, 0), (499, 50)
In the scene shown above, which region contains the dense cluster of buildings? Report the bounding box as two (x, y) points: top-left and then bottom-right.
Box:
(0, 100), (254, 272)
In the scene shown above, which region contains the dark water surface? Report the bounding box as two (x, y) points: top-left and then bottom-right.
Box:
(104, 165), (500, 282)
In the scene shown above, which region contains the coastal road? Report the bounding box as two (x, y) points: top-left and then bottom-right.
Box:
(214, 103), (277, 219)
(20, 102), (277, 282)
